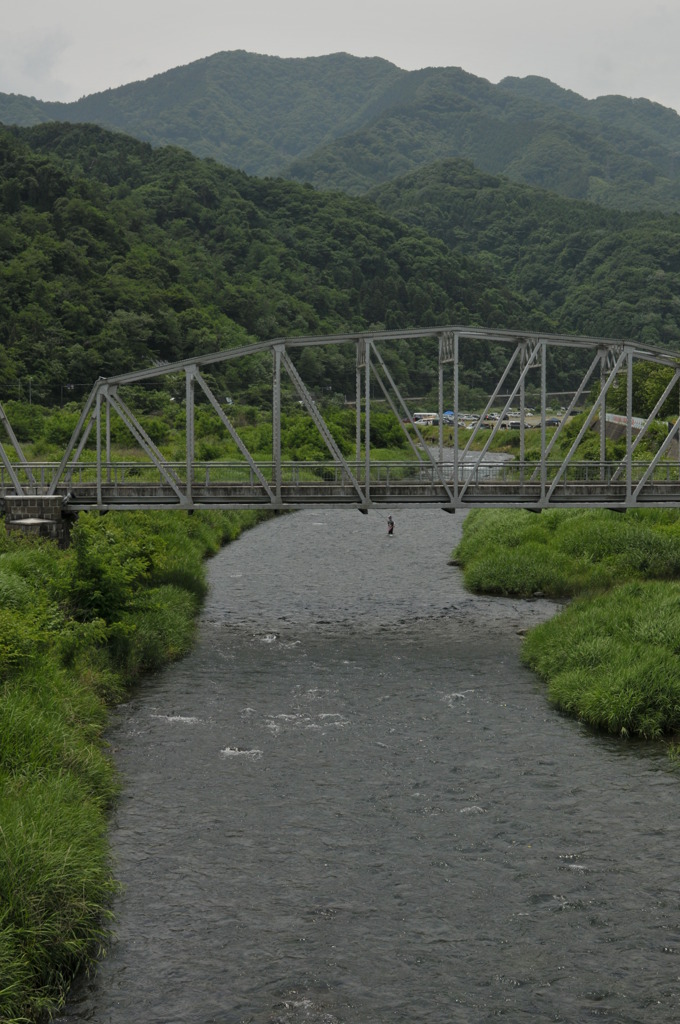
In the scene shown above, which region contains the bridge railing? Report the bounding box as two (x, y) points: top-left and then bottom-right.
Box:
(2, 458), (680, 495)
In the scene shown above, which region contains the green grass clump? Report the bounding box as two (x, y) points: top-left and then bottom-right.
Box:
(522, 581), (680, 738)
(455, 508), (680, 598)
(454, 508), (680, 739)
(462, 540), (578, 598)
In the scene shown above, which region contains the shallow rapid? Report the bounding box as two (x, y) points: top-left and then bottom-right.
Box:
(61, 508), (680, 1023)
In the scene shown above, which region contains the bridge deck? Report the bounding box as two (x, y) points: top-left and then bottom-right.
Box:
(3, 459), (680, 512)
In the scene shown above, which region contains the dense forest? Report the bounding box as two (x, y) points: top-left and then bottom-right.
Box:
(369, 159), (680, 347)
(3, 115), (680, 416)
(0, 121), (547, 407)
(3, 50), (680, 415)
(3, 51), (680, 212)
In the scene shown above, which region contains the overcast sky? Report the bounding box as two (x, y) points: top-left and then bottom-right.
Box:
(3, 0), (679, 114)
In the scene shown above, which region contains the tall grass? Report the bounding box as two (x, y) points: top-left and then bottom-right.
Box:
(0, 773), (117, 1021)
(522, 581), (680, 738)
(455, 508), (680, 597)
(0, 509), (268, 1023)
(454, 508), (680, 739)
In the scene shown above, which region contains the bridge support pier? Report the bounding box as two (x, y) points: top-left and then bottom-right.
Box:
(4, 495), (73, 547)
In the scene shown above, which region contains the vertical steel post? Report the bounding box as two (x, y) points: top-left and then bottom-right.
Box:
(96, 388), (102, 507)
(105, 391), (111, 484)
(540, 340), (547, 502)
(365, 341), (371, 503)
(185, 366), (195, 505)
(519, 343), (526, 484)
(356, 341), (362, 466)
(453, 332), (459, 500)
(273, 345), (282, 504)
(438, 335), (444, 464)
(600, 348), (607, 479)
(626, 347), (633, 502)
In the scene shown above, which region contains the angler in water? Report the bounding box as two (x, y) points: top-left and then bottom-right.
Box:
(387, 515), (394, 536)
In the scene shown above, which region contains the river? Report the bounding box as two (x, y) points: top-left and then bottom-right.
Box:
(60, 507), (680, 1024)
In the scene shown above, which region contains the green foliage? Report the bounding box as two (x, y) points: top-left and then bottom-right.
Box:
(69, 516), (153, 622)
(0, 122), (542, 407)
(607, 363), (680, 419)
(4, 52), (679, 212)
(522, 581), (680, 738)
(0, 772), (117, 1021)
(455, 508), (680, 598)
(111, 584), (199, 677)
(456, 508), (680, 738)
(0, 508), (267, 1022)
(370, 159), (680, 351)
(287, 67), (680, 212)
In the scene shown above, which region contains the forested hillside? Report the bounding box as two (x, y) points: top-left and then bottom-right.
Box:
(369, 159), (680, 347)
(2, 50), (680, 212)
(287, 68), (680, 212)
(5, 117), (680, 412)
(0, 122), (543, 406)
(0, 52), (404, 178)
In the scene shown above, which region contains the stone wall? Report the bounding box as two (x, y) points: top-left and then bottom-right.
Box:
(4, 495), (73, 547)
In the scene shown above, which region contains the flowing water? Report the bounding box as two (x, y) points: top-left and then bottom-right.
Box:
(61, 508), (680, 1024)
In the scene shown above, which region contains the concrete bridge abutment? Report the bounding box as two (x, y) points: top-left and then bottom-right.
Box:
(4, 495), (74, 548)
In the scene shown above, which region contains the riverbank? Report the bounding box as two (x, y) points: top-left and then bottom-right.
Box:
(454, 507), (680, 740)
(0, 509), (268, 1024)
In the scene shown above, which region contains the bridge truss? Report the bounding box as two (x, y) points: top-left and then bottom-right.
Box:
(3, 325), (680, 513)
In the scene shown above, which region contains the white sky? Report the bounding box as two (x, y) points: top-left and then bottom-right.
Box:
(2, 0), (679, 114)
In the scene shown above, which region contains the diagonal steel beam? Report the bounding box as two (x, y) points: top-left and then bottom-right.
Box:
(0, 401), (35, 491)
(64, 413), (96, 489)
(368, 343), (426, 463)
(48, 386), (98, 495)
(460, 342), (523, 462)
(194, 370), (275, 501)
(458, 340), (539, 500)
(109, 390), (183, 490)
(280, 349), (367, 504)
(544, 348), (628, 503)
(529, 350), (603, 483)
(368, 340), (454, 502)
(107, 390), (187, 503)
(611, 368), (680, 483)
(632, 406), (680, 499)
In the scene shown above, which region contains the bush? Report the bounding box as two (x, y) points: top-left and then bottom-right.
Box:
(463, 540), (578, 597)
(111, 584), (199, 676)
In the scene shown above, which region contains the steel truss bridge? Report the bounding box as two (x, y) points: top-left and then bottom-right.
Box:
(3, 325), (680, 516)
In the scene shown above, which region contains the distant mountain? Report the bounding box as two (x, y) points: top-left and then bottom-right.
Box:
(287, 67), (680, 211)
(0, 52), (404, 177)
(2, 51), (680, 211)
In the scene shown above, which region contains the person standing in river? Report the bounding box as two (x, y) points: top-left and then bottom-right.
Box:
(387, 515), (394, 535)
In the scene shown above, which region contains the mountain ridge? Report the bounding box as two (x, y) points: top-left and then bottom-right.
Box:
(2, 51), (680, 211)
